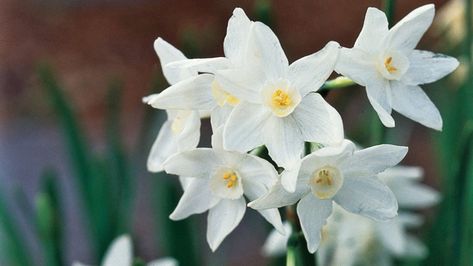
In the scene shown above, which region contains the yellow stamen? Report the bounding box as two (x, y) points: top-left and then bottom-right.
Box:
(384, 56), (397, 73)
(271, 89), (292, 108)
(211, 80), (240, 107)
(222, 171), (238, 188)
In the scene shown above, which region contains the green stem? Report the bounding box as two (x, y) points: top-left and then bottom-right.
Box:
(383, 0), (396, 27)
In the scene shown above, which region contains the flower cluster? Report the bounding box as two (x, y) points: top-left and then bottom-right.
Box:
(143, 4), (457, 253)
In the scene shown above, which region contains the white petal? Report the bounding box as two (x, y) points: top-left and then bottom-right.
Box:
(404, 235), (428, 258)
(102, 235), (132, 266)
(385, 4), (435, 52)
(175, 111), (201, 151)
(145, 74), (215, 110)
(248, 180), (309, 210)
(147, 121), (178, 172)
(247, 22), (289, 80)
(375, 219), (406, 256)
(340, 144), (408, 178)
(207, 198), (246, 251)
(334, 176), (398, 221)
(288, 41), (340, 95)
(280, 160), (302, 193)
(354, 7), (389, 53)
(167, 57), (230, 74)
(224, 8), (253, 65)
(154, 38), (195, 84)
(163, 148), (219, 178)
(389, 180), (440, 208)
(297, 195), (333, 253)
(210, 104), (233, 131)
(147, 258), (179, 266)
(391, 82), (442, 130)
(292, 93), (344, 145)
(366, 79), (395, 127)
(264, 115), (304, 168)
(262, 222), (292, 257)
(402, 50), (459, 85)
(379, 166), (424, 181)
(215, 67), (265, 103)
(223, 102), (271, 152)
(170, 178), (220, 220)
(334, 47), (379, 86)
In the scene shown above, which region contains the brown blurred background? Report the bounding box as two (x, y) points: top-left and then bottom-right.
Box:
(0, 0), (449, 265)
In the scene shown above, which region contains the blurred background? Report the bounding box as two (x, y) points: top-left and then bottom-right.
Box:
(0, 0), (470, 265)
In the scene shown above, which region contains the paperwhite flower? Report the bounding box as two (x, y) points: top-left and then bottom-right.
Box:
(215, 22), (343, 192)
(144, 8), (255, 129)
(72, 235), (178, 266)
(335, 4), (459, 130)
(162, 130), (284, 251)
(249, 140), (408, 253)
(143, 38), (202, 172)
(261, 221), (292, 257)
(316, 166), (440, 266)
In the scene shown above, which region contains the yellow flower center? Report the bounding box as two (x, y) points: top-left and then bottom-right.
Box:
(310, 166), (343, 199)
(384, 56), (398, 73)
(211, 80), (240, 107)
(222, 171), (238, 188)
(272, 89), (292, 108)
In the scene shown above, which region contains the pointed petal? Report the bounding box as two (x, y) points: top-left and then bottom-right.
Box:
(280, 160), (302, 193)
(147, 121), (178, 172)
(334, 47), (379, 86)
(385, 4), (435, 52)
(334, 176), (398, 221)
(262, 222), (292, 256)
(402, 50), (459, 85)
(264, 116), (304, 168)
(375, 219), (406, 256)
(223, 102), (270, 152)
(215, 67), (265, 103)
(404, 235), (428, 258)
(170, 178), (220, 220)
(167, 57), (231, 73)
(207, 198), (246, 251)
(391, 82), (442, 130)
(248, 180), (309, 210)
(103, 235), (132, 266)
(175, 110), (201, 151)
(224, 8), (253, 64)
(292, 93), (344, 145)
(154, 38), (195, 84)
(163, 148), (219, 178)
(389, 180), (440, 208)
(288, 41), (340, 95)
(297, 195), (333, 253)
(248, 22), (289, 80)
(145, 74), (215, 110)
(354, 7), (389, 52)
(366, 79), (395, 127)
(340, 144), (408, 177)
(210, 104), (233, 130)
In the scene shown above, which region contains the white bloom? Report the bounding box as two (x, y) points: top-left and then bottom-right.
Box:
(72, 235), (178, 266)
(317, 166), (440, 266)
(250, 140), (408, 253)
(261, 221), (292, 257)
(335, 4), (459, 130)
(143, 38), (202, 172)
(162, 130), (284, 251)
(144, 8), (255, 129)
(216, 22), (343, 192)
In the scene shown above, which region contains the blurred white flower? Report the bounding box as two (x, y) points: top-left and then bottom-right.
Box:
(335, 4), (459, 130)
(142, 38), (202, 172)
(250, 140), (407, 253)
(72, 235), (178, 266)
(163, 129), (284, 251)
(216, 23), (343, 192)
(261, 221), (292, 257)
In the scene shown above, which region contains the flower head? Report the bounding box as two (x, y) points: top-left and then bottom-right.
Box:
(335, 4), (459, 130)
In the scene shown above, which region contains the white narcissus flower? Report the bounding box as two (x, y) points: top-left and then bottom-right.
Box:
(335, 4), (459, 130)
(143, 38), (202, 172)
(72, 235), (178, 266)
(316, 166), (440, 266)
(249, 140), (408, 253)
(162, 129), (284, 251)
(216, 22), (343, 192)
(144, 8), (256, 129)
(261, 221), (292, 257)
